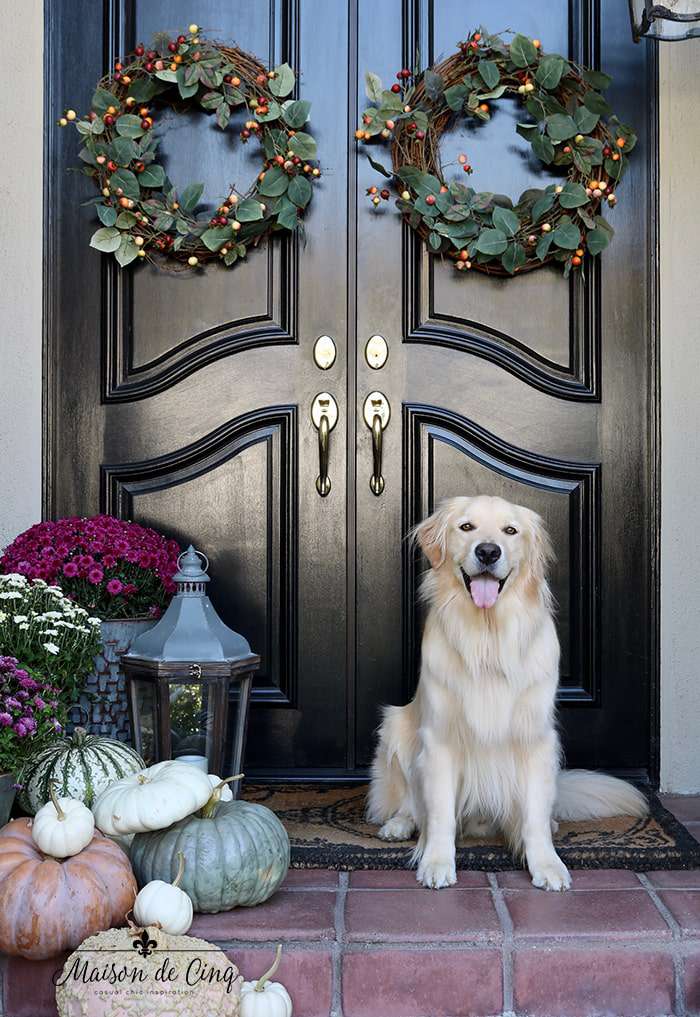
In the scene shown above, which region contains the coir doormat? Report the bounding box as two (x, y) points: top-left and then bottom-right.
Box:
(245, 782), (700, 871)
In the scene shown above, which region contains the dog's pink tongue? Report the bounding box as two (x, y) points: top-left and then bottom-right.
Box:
(470, 575), (500, 609)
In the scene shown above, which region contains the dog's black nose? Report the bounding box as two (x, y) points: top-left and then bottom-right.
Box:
(475, 542), (502, 566)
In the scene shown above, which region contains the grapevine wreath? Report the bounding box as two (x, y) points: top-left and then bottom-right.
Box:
(357, 28), (636, 277)
(59, 24), (320, 270)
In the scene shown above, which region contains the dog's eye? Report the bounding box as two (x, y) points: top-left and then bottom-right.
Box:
(459, 522), (475, 532)
(503, 526), (518, 535)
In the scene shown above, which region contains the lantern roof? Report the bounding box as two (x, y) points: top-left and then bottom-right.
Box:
(123, 546), (256, 664)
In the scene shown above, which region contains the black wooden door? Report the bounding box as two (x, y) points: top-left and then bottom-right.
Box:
(46, 1), (658, 780)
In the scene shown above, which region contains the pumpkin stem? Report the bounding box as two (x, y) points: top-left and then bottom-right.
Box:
(255, 944), (282, 992)
(73, 726), (88, 746)
(172, 851), (186, 889)
(49, 784), (65, 821)
(201, 773), (244, 819)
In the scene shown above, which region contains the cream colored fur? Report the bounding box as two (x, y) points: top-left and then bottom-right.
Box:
(367, 495), (648, 891)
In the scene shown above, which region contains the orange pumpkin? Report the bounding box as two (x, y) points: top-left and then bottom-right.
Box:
(0, 817), (136, 959)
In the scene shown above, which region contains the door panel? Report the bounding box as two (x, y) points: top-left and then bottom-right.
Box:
(46, 0), (657, 780)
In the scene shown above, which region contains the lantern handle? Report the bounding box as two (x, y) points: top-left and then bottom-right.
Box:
(177, 548), (209, 573)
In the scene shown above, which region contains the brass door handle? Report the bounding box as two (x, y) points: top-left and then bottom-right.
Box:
(363, 391), (391, 496)
(311, 392), (338, 497)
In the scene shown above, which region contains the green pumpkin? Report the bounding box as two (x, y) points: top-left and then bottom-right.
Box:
(18, 728), (145, 814)
(130, 799), (290, 913)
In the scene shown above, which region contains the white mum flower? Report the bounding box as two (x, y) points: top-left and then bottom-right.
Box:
(13, 615), (28, 624)
(0, 591), (22, 600)
(0, 612), (6, 622)
(41, 629), (59, 636)
(19, 623), (29, 630)
(42, 642), (60, 655)
(89, 617), (102, 626)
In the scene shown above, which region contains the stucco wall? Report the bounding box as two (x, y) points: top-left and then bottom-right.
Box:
(0, 0), (43, 549)
(0, 8), (698, 789)
(659, 40), (700, 793)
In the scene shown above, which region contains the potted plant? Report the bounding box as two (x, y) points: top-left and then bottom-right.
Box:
(0, 655), (65, 825)
(0, 517), (181, 740)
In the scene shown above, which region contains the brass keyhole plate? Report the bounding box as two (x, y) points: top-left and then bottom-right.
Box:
(313, 335), (337, 370)
(365, 334), (388, 370)
(311, 392), (339, 430)
(363, 391), (390, 430)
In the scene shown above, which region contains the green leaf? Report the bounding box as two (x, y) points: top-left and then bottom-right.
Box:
(236, 197), (265, 222)
(574, 106), (599, 134)
(200, 91), (224, 110)
(184, 63), (201, 87)
(582, 68), (612, 91)
(258, 165), (290, 197)
(423, 69), (444, 102)
(492, 206), (520, 237)
(365, 71), (383, 103)
(558, 181), (589, 208)
(115, 211), (137, 228)
(477, 85), (507, 100)
(477, 59), (500, 90)
(216, 102), (231, 130)
(545, 113), (578, 141)
(180, 182), (204, 213)
(475, 228), (508, 255)
(223, 248), (239, 266)
(288, 175), (313, 208)
(155, 69), (178, 83)
(153, 212), (174, 230)
(270, 63), (296, 97)
(444, 84), (468, 112)
(531, 193), (555, 221)
(96, 204), (117, 227)
(535, 55), (565, 90)
(138, 164), (165, 188)
(115, 115), (145, 139)
(427, 230), (442, 251)
(516, 122), (539, 141)
(586, 226), (611, 255)
(583, 90), (612, 116)
(501, 242), (526, 274)
(536, 231), (554, 260)
(531, 133), (555, 164)
(282, 99), (311, 128)
(127, 78), (160, 103)
(573, 149), (593, 175)
(510, 33), (538, 68)
(366, 154), (392, 178)
(114, 235), (139, 267)
(256, 101), (281, 122)
(91, 87), (116, 113)
(288, 132), (317, 159)
(276, 197), (299, 230)
(111, 137), (137, 165)
(89, 226), (121, 253)
(552, 219), (581, 249)
(397, 165), (424, 188)
(201, 227), (231, 251)
(110, 168), (140, 200)
(177, 66), (199, 100)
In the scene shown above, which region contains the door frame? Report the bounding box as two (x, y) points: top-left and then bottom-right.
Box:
(41, 0), (662, 786)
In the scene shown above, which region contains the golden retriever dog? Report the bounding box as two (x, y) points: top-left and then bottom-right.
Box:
(368, 495), (648, 891)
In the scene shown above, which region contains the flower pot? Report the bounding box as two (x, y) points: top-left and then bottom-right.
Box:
(69, 619), (156, 742)
(0, 773), (16, 827)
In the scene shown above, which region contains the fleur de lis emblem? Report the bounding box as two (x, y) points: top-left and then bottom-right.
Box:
(132, 929), (158, 957)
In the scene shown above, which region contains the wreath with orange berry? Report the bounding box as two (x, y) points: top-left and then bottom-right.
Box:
(358, 28), (635, 277)
(59, 24), (320, 270)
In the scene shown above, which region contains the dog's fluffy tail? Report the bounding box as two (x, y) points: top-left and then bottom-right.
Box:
(554, 769), (648, 821)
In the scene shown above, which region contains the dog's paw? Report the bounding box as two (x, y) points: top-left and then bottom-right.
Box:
(378, 815), (416, 841)
(529, 855), (571, 892)
(417, 857), (457, 889)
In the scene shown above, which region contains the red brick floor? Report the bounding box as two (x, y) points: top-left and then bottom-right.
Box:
(2, 794), (700, 1017)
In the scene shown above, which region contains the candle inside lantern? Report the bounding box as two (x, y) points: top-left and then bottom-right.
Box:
(178, 754), (208, 772)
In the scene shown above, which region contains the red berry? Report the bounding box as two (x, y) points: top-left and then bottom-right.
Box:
(241, 129), (251, 139)
(103, 114), (115, 126)
(408, 122), (416, 131)
(168, 41), (177, 52)
(107, 160), (118, 172)
(416, 129), (425, 140)
(380, 188), (390, 199)
(218, 216), (227, 225)
(146, 50), (156, 59)
(145, 62), (154, 72)
(391, 83), (401, 94)
(177, 35), (186, 44)
(401, 68), (411, 79)
(134, 44), (144, 56)
(140, 119), (150, 129)
(114, 71), (122, 80)
(224, 75), (232, 83)
(425, 194), (436, 205)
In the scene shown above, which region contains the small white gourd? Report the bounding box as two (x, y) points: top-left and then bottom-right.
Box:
(133, 851), (193, 935)
(207, 773), (234, 803)
(240, 945), (293, 1017)
(31, 785), (95, 858)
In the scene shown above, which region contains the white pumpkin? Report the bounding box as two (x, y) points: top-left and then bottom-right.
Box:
(240, 945), (292, 1017)
(133, 850), (193, 935)
(31, 786), (95, 858)
(92, 759), (213, 836)
(208, 773), (234, 803)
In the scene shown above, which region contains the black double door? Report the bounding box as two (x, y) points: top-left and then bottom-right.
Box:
(46, 0), (658, 780)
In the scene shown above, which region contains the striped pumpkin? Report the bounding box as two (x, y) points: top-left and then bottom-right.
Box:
(17, 728), (144, 814)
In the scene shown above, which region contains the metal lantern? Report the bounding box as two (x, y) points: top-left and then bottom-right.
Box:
(629, 0), (700, 40)
(121, 546), (259, 793)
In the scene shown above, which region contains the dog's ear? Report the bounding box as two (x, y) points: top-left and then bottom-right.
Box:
(523, 508), (555, 581)
(413, 509), (448, 569)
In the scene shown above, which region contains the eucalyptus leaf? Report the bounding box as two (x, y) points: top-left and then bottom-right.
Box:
(501, 242), (526, 274)
(96, 205), (117, 227)
(552, 220), (581, 249)
(535, 55), (565, 91)
(114, 235), (139, 267)
(574, 105), (599, 134)
(110, 168), (140, 200)
(557, 181), (589, 209)
(259, 165), (290, 197)
(179, 182), (204, 213)
(155, 69), (178, 83)
(270, 63), (296, 97)
(91, 88), (116, 114)
(111, 137), (137, 165)
(365, 71), (383, 103)
(282, 99), (311, 128)
(510, 33), (538, 68)
(200, 91), (224, 110)
(477, 59), (500, 90)
(127, 78), (160, 103)
(216, 103), (231, 130)
(429, 230), (442, 251)
(139, 164), (165, 189)
(545, 113), (578, 141)
(89, 227), (122, 253)
(582, 68), (612, 91)
(236, 197), (265, 222)
(586, 226), (611, 255)
(583, 90), (611, 116)
(276, 197), (299, 230)
(531, 133), (555, 164)
(423, 69), (444, 102)
(536, 231), (554, 260)
(288, 132), (317, 159)
(531, 193), (555, 221)
(115, 115), (145, 139)
(366, 154), (392, 179)
(288, 175), (313, 208)
(444, 84), (468, 112)
(201, 227), (231, 251)
(492, 206), (520, 237)
(475, 228), (508, 255)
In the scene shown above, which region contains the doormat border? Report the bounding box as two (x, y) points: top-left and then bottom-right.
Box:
(247, 783), (700, 872)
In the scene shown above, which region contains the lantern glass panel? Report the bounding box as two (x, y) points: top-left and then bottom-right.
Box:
(170, 681), (213, 767)
(130, 678), (156, 765)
